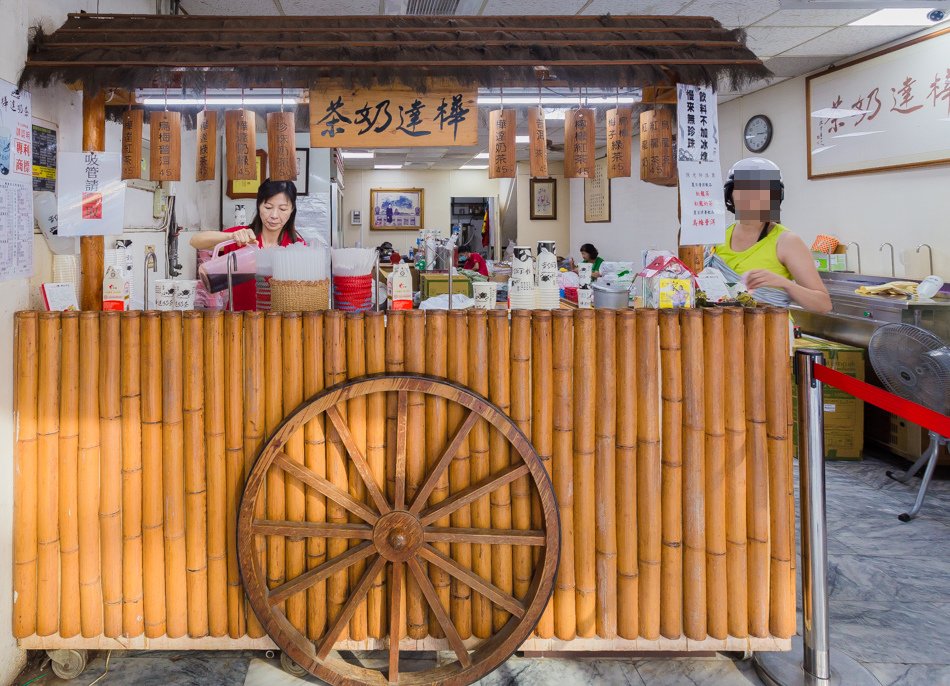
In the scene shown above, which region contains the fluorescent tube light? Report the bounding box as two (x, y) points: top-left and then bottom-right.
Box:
(832, 130), (886, 139)
(850, 8), (947, 26)
(477, 96), (639, 105)
(374, 164), (403, 169)
(140, 97), (298, 106)
(460, 164), (489, 170)
(810, 107), (868, 119)
(341, 151), (375, 159)
(474, 152), (490, 159)
(515, 136), (530, 143)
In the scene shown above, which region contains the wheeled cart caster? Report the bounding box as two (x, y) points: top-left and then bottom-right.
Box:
(46, 649), (89, 680)
(280, 651), (308, 677)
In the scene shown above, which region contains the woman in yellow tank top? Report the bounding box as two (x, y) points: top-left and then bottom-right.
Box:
(715, 158), (831, 313)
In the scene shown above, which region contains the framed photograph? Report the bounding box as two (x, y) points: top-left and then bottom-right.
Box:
(584, 156), (611, 223)
(529, 177), (557, 220)
(806, 29), (950, 179)
(226, 149), (267, 199)
(370, 188), (424, 230)
(295, 148), (309, 195)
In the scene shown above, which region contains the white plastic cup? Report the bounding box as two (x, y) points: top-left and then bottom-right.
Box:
(472, 281), (498, 309)
(577, 286), (593, 309)
(154, 279), (177, 310)
(173, 280), (198, 310)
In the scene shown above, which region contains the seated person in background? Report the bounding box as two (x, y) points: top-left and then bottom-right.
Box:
(461, 251), (489, 276)
(579, 243), (605, 279)
(376, 241), (401, 264)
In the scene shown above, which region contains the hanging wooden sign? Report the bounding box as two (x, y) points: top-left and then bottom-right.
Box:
(488, 109), (516, 179)
(606, 107), (633, 179)
(120, 109), (143, 180)
(195, 109), (217, 182)
(527, 106), (549, 178)
(309, 85), (477, 148)
(267, 111), (297, 181)
(149, 110), (181, 182)
(225, 109), (257, 181)
(640, 108), (677, 187)
(564, 108), (596, 178)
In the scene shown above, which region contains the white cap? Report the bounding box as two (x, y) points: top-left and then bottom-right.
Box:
(728, 157), (782, 183)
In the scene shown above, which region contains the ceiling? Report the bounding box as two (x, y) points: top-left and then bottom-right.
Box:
(180, 0), (947, 169)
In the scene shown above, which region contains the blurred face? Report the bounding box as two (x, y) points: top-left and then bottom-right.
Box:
(259, 192), (293, 232)
(733, 183), (781, 222)
(580, 250), (592, 262)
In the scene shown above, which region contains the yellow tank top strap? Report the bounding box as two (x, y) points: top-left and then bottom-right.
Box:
(714, 223), (792, 280)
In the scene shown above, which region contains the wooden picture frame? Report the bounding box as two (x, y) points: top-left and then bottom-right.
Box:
(295, 148), (309, 195)
(226, 148), (267, 199)
(370, 188), (424, 230)
(583, 157), (611, 223)
(529, 177), (557, 220)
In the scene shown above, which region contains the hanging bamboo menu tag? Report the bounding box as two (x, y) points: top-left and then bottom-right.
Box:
(488, 109), (516, 179)
(564, 108), (595, 178)
(120, 109), (143, 180)
(640, 109), (677, 187)
(225, 109), (257, 181)
(195, 110), (217, 182)
(267, 111), (297, 181)
(606, 107), (633, 179)
(527, 106), (548, 178)
(149, 111), (181, 182)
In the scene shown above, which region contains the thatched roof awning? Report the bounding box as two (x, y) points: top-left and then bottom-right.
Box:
(20, 13), (769, 93)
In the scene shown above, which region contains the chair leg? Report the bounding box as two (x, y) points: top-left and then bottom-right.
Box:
(897, 435), (944, 522)
(886, 449), (930, 483)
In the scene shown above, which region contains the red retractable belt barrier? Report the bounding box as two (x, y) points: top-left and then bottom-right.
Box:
(813, 363), (950, 438)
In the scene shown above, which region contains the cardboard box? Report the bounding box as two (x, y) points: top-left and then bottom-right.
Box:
(420, 273), (472, 300)
(812, 252), (847, 272)
(792, 335), (865, 460)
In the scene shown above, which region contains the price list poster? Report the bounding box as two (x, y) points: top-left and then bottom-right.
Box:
(0, 79), (33, 281)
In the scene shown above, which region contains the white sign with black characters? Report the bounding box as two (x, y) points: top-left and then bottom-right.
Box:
(0, 79), (33, 281)
(58, 151), (126, 236)
(676, 83), (719, 164)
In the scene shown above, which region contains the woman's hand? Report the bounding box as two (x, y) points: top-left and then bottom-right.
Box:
(743, 269), (790, 291)
(230, 228), (257, 247)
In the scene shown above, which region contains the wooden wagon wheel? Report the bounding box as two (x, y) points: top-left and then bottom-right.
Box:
(238, 374), (560, 686)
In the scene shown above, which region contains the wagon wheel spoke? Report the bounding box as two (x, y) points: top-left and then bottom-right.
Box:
(315, 554), (387, 661)
(273, 452), (379, 525)
(419, 543), (525, 619)
(419, 463), (530, 526)
(388, 560), (403, 684)
(424, 526), (545, 547)
(394, 391), (408, 511)
(408, 409), (479, 514)
(325, 405), (391, 515)
(252, 520), (373, 540)
(268, 540), (375, 606)
(406, 557), (473, 669)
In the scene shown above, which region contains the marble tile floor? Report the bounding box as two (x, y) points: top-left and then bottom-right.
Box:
(15, 454), (949, 686)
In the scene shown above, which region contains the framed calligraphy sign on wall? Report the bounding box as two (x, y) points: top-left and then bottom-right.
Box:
(806, 27), (950, 179)
(226, 149), (267, 199)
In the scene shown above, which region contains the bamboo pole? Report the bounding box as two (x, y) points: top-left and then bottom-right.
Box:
(636, 309), (661, 640)
(13, 312), (38, 638)
(531, 311), (554, 639)
(680, 309), (707, 641)
(723, 308), (748, 638)
(659, 310), (683, 639)
(615, 310), (637, 640)
(509, 311), (533, 614)
(593, 310), (618, 639)
(424, 311), (450, 638)
(447, 310), (473, 640)
(702, 309), (727, 640)
(345, 313), (369, 641)
(36, 313), (61, 637)
(60, 313), (82, 638)
(466, 310), (493, 639)
(99, 312), (123, 637)
(486, 310), (513, 633)
(744, 309), (769, 638)
(203, 311), (228, 637)
(324, 311), (349, 639)
(79, 312), (105, 637)
(80, 88), (105, 311)
(302, 312), (328, 641)
(264, 313), (286, 621)
(365, 312), (387, 640)
(384, 311), (406, 641)
(572, 309), (596, 638)
(786, 343), (797, 634)
(182, 312), (209, 637)
(242, 312), (264, 638)
(161, 312), (187, 638)
(224, 312), (247, 637)
(140, 312), (165, 638)
(766, 308), (794, 639)
(551, 310), (576, 640)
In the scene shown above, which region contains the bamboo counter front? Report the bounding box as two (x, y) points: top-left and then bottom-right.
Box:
(13, 308), (794, 660)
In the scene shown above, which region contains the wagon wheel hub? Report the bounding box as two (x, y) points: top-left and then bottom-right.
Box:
(374, 511), (423, 562)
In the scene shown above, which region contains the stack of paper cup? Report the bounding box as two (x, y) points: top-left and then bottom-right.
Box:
(535, 247), (560, 309)
(577, 284), (593, 309)
(472, 281), (498, 309)
(508, 278), (535, 310)
(512, 246), (534, 281)
(577, 263), (593, 286)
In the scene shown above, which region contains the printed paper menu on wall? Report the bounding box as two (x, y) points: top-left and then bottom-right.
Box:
(677, 83), (725, 246)
(0, 79), (33, 281)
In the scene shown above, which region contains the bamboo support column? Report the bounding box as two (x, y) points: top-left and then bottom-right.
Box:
(681, 309), (707, 641)
(203, 311), (228, 637)
(723, 308), (748, 638)
(766, 308), (794, 638)
(446, 311), (473, 640)
(531, 311), (554, 639)
(615, 310), (638, 640)
(365, 312), (388, 639)
(224, 312), (247, 637)
(466, 310), (493, 639)
(36, 313), (61, 637)
(659, 310), (683, 639)
(509, 311), (533, 607)
(13, 312), (38, 638)
(594, 310), (618, 639)
(404, 311), (427, 638)
(702, 310), (728, 640)
(345, 313), (369, 641)
(282, 314), (307, 635)
(302, 312), (328, 641)
(140, 312), (165, 638)
(182, 312), (209, 637)
(384, 311), (406, 641)
(99, 313), (123, 637)
(572, 309), (596, 638)
(744, 309), (770, 638)
(242, 312), (264, 638)
(786, 343), (797, 631)
(80, 89), (105, 311)
(264, 313), (287, 619)
(61, 313), (82, 638)
(487, 310), (514, 632)
(636, 309), (661, 640)
(551, 311), (576, 640)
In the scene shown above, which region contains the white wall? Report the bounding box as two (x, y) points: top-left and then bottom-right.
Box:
(515, 161), (571, 256)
